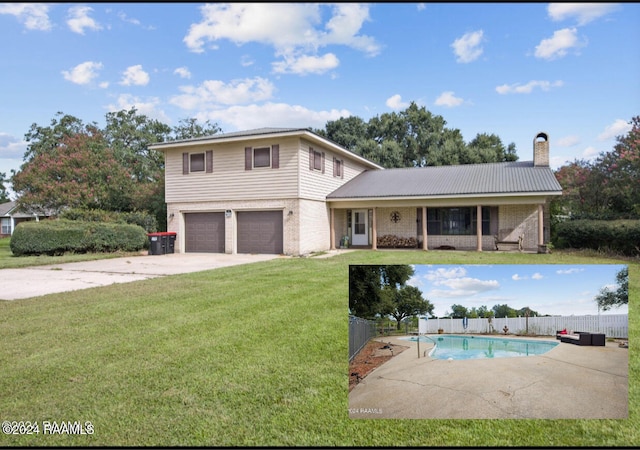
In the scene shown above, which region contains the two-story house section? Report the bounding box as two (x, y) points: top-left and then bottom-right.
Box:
(150, 128), (383, 255)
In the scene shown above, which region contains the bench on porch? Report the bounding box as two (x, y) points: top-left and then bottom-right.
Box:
(494, 229), (524, 251)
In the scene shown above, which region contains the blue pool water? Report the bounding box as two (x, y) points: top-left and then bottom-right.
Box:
(400, 335), (559, 360)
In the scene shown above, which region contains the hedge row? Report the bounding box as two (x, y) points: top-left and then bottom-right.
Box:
(60, 208), (158, 233)
(10, 219), (148, 256)
(554, 219), (640, 256)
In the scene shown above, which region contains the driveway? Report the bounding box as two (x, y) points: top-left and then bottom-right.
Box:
(0, 253), (282, 300)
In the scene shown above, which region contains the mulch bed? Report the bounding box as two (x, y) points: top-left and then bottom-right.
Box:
(349, 338), (409, 392)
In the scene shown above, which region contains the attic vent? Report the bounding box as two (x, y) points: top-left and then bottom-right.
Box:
(533, 132), (549, 167)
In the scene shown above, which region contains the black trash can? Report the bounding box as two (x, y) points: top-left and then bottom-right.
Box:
(147, 233), (163, 255)
(166, 232), (176, 254)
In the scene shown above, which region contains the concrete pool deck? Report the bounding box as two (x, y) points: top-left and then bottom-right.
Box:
(349, 334), (628, 419)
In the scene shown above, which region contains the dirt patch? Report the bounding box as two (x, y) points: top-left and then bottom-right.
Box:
(349, 338), (409, 391)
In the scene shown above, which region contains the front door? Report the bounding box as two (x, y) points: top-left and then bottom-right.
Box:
(352, 209), (369, 246)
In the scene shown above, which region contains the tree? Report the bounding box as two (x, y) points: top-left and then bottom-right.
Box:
(492, 304), (517, 318)
(595, 267), (628, 311)
(449, 304), (469, 318)
(0, 172), (10, 203)
(348, 265), (415, 319)
(22, 112), (92, 164)
(12, 127), (133, 215)
(171, 117), (222, 141)
(380, 284), (433, 330)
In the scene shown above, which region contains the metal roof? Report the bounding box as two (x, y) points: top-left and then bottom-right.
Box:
(327, 161), (562, 199)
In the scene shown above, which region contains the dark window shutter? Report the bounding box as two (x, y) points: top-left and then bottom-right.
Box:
(309, 148), (314, 170)
(245, 147), (252, 170)
(182, 152), (189, 175)
(321, 152), (325, 173)
(271, 144), (279, 169)
(206, 150), (213, 173)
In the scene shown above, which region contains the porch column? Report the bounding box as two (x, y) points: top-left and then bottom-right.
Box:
(371, 207), (377, 250)
(476, 205), (482, 252)
(330, 208), (335, 250)
(422, 206), (428, 251)
(538, 204), (544, 246)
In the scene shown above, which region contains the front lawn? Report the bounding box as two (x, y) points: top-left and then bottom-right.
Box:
(0, 250), (637, 446)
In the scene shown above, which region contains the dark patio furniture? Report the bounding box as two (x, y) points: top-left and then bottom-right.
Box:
(560, 333), (592, 346)
(590, 333), (606, 346)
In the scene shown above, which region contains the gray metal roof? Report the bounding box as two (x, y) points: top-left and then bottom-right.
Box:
(327, 161), (562, 199)
(0, 201), (16, 216)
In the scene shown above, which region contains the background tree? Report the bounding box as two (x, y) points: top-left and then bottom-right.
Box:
(171, 117), (222, 141)
(22, 112), (91, 164)
(492, 304), (517, 318)
(595, 267), (628, 311)
(553, 116), (640, 220)
(379, 284), (433, 330)
(316, 102), (518, 168)
(0, 172), (10, 203)
(12, 127), (133, 215)
(348, 265), (415, 319)
(448, 304), (470, 318)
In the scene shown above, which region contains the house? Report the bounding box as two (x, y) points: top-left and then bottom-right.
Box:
(0, 200), (48, 237)
(150, 129), (562, 255)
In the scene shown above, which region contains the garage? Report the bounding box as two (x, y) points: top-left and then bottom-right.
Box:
(184, 212), (225, 253)
(237, 210), (283, 254)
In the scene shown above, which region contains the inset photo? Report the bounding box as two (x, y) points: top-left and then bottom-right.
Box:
(349, 264), (628, 419)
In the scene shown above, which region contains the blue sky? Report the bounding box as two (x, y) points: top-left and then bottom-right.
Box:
(1, 3), (639, 195)
(408, 264), (628, 317)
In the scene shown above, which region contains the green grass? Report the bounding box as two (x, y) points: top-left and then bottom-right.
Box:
(0, 237), (145, 269)
(0, 250), (637, 446)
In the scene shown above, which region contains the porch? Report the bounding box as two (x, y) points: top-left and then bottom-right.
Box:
(328, 203), (550, 252)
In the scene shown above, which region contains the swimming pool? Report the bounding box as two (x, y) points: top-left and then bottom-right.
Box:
(401, 335), (559, 360)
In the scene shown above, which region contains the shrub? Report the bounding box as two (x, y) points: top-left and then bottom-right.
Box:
(10, 219), (148, 256)
(554, 219), (640, 256)
(60, 208), (158, 233)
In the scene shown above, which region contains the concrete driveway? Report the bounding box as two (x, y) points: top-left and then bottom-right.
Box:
(0, 253), (281, 300)
(349, 335), (628, 419)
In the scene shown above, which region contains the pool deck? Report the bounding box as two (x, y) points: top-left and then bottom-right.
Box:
(349, 334), (628, 419)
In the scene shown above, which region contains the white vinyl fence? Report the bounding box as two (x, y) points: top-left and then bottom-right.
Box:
(420, 314), (627, 338)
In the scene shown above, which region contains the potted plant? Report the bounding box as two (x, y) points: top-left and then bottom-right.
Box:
(438, 328), (444, 334)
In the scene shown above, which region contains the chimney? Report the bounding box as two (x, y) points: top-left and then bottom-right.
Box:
(533, 132), (549, 167)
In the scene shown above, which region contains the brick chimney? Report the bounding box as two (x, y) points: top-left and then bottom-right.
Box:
(533, 132), (549, 167)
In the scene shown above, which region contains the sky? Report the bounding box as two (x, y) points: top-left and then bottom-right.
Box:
(408, 264), (628, 318)
(1, 3), (639, 196)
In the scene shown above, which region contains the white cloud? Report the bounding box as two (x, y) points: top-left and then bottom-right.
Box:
(417, 4), (426, 12)
(106, 94), (170, 124)
(0, 133), (26, 159)
(495, 80), (563, 94)
(67, 5), (102, 35)
(534, 28), (585, 60)
(532, 273), (544, 280)
(557, 135), (581, 147)
(386, 94), (409, 110)
(183, 3), (380, 74)
(424, 267), (500, 298)
(512, 274), (527, 281)
(200, 102), (351, 131)
(61, 61), (103, 85)
(120, 65), (150, 86)
(556, 268), (585, 275)
(272, 53), (339, 75)
(597, 119), (632, 141)
(581, 146), (600, 160)
(174, 67), (191, 79)
(547, 3), (619, 26)
(451, 30), (484, 63)
(0, 3), (51, 31)
(170, 77), (275, 109)
(434, 91), (464, 107)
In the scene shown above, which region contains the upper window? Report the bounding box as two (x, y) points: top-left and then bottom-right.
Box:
(253, 147), (271, 168)
(190, 153), (205, 172)
(333, 158), (343, 178)
(183, 150), (213, 174)
(245, 145), (279, 170)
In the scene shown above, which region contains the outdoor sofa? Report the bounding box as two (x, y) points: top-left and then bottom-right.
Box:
(556, 330), (605, 346)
